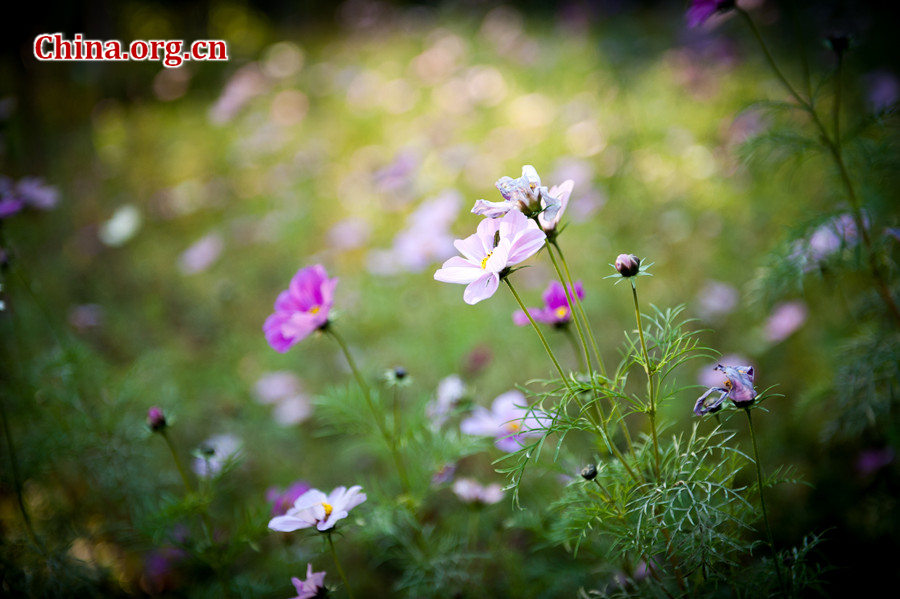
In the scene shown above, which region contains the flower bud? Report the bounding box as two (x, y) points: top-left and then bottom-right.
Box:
(580, 463), (598, 480)
(147, 406), (167, 432)
(614, 254), (640, 277)
(393, 367), (408, 380)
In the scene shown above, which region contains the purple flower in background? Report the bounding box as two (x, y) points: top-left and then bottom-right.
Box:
(696, 281), (738, 321)
(686, 0), (734, 28)
(694, 364), (756, 415)
(461, 390), (548, 452)
(267, 480), (312, 516)
(178, 233), (224, 275)
(327, 217), (371, 251)
(192, 434), (242, 478)
(268, 486), (366, 532)
(427, 374), (466, 428)
(289, 564), (327, 599)
(68, 303), (104, 331)
(513, 280), (584, 327)
(209, 64), (268, 124)
(431, 463), (457, 486)
(434, 210), (546, 304)
(0, 197), (23, 219)
(272, 395), (312, 426)
(864, 70), (899, 112)
(254, 371), (303, 404)
(264, 265), (338, 353)
(856, 447), (894, 477)
(765, 301), (807, 343)
(452, 478), (504, 505)
(16, 177), (59, 210)
(142, 546), (188, 594)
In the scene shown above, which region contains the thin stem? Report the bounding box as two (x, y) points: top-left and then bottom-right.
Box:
(631, 281), (660, 479)
(327, 327), (411, 494)
(745, 408), (786, 595)
(552, 241), (607, 378)
(162, 430), (195, 493)
(504, 278), (572, 392)
(562, 326), (586, 372)
(327, 533), (355, 599)
(737, 8), (807, 110)
(0, 398), (46, 554)
(546, 246), (593, 374)
(833, 53), (842, 149)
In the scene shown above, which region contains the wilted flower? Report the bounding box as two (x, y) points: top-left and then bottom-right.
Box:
(538, 180), (573, 235)
(434, 210), (546, 304)
(764, 301), (807, 343)
(693, 364), (756, 416)
(686, 0), (735, 28)
(461, 390), (548, 452)
(614, 254), (640, 277)
(268, 485), (366, 532)
(264, 265), (338, 353)
(289, 564), (327, 599)
(472, 165), (563, 221)
(512, 280), (584, 327)
(452, 478), (504, 505)
(147, 407), (167, 432)
(192, 434), (242, 478)
(267, 481), (313, 516)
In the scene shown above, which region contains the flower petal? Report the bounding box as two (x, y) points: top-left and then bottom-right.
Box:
(434, 257), (483, 284)
(463, 272), (500, 304)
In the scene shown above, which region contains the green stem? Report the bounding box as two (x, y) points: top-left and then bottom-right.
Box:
(0, 398), (46, 554)
(745, 408), (786, 595)
(631, 281), (659, 479)
(546, 246), (593, 375)
(328, 533), (355, 599)
(551, 241), (607, 378)
(327, 326), (411, 494)
(562, 326), (586, 372)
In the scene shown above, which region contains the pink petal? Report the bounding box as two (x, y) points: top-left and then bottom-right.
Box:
(463, 272), (500, 304)
(434, 257), (483, 284)
(507, 228), (546, 264)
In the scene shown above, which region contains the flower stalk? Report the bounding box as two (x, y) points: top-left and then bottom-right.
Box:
(631, 280), (660, 478)
(327, 532), (355, 599)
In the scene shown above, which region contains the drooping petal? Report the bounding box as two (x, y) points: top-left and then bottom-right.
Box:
(268, 513), (315, 532)
(463, 272), (500, 304)
(471, 198), (516, 218)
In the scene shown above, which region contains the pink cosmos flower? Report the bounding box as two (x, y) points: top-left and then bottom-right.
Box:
(538, 180), (573, 234)
(434, 210), (546, 304)
(289, 563), (326, 599)
(452, 478), (504, 505)
(267, 480), (313, 516)
(264, 265), (338, 353)
(512, 280), (584, 327)
(268, 486), (366, 532)
(461, 390), (548, 452)
(686, 0), (734, 28)
(764, 301), (807, 343)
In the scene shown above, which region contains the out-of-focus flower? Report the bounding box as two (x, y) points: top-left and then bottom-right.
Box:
(764, 301), (807, 343)
(461, 390), (547, 452)
(68, 303), (104, 331)
(289, 563), (327, 599)
(614, 254), (640, 277)
(272, 395), (312, 426)
(264, 265), (338, 353)
(327, 217), (371, 251)
(16, 177), (59, 210)
(513, 280), (584, 327)
(693, 364), (756, 415)
(452, 478), (504, 505)
(856, 447), (894, 477)
(427, 374), (466, 428)
(99, 205), (142, 247)
(209, 64), (268, 124)
(434, 210), (546, 305)
(254, 371), (303, 404)
(142, 546), (188, 594)
(431, 463), (457, 486)
(538, 180), (573, 235)
(686, 0), (735, 28)
(864, 69), (899, 112)
(791, 213), (866, 271)
(267, 480), (312, 516)
(192, 434), (242, 478)
(472, 165), (562, 221)
(268, 486), (366, 532)
(374, 149), (419, 194)
(0, 196), (23, 219)
(178, 233), (224, 275)
(147, 407), (167, 432)
(696, 281), (738, 321)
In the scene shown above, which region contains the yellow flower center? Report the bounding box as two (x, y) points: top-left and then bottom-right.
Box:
(506, 422), (521, 433)
(480, 251), (493, 269)
(724, 379), (733, 390)
(309, 305), (320, 314)
(321, 502), (333, 518)
(555, 306), (568, 319)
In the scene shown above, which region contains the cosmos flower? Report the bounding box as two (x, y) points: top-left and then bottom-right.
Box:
(512, 280), (584, 327)
(686, 0), (734, 28)
(538, 180), (573, 234)
(472, 165), (563, 221)
(693, 364), (756, 416)
(764, 301), (807, 343)
(264, 265), (338, 353)
(192, 434), (242, 478)
(289, 563), (327, 599)
(268, 486), (366, 532)
(426, 374), (467, 428)
(434, 210), (546, 304)
(452, 478), (504, 505)
(461, 390), (548, 452)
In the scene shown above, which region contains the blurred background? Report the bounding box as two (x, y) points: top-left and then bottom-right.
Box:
(1, 0), (899, 596)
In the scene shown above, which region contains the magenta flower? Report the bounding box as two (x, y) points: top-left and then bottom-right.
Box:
(289, 563), (327, 599)
(434, 210), (546, 304)
(268, 486), (366, 532)
(686, 0), (734, 28)
(513, 280), (584, 327)
(264, 265), (338, 353)
(461, 390), (548, 452)
(693, 364), (756, 416)
(267, 480), (313, 516)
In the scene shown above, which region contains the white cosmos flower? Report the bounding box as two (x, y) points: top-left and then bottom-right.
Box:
(268, 485), (366, 532)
